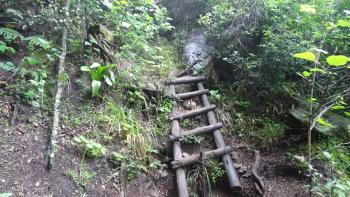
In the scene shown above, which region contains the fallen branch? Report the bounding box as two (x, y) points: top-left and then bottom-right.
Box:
(175, 54), (211, 77)
(11, 101), (18, 127)
(252, 150), (265, 196)
(45, 0), (70, 169)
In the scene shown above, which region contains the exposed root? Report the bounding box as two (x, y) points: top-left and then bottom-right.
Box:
(252, 150), (265, 196)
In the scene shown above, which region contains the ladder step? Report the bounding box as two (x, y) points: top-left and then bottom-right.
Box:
(166, 76), (206, 85)
(169, 123), (223, 142)
(176, 89), (209, 99)
(171, 146), (233, 169)
(170, 104), (216, 120)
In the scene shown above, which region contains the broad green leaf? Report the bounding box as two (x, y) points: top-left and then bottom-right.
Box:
(332, 105), (345, 110)
(0, 45), (6, 53)
(104, 76), (113, 86)
(337, 19), (350, 27)
(302, 71), (312, 77)
(309, 68), (326, 74)
(317, 118), (333, 127)
(0, 193), (13, 197)
(80, 66), (91, 72)
(23, 36), (50, 49)
(0, 61), (15, 71)
(326, 55), (348, 66)
(345, 112), (350, 117)
(92, 80), (102, 97)
(90, 62), (101, 69)
(109, 70), (115, 83)
(293, 52), (316, 62)
(26, 57), (40, 65)
(300, 4), (316, 14)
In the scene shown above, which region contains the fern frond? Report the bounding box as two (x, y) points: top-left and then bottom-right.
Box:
(0, 27), (24, 41)
(24, 36), (51, 49)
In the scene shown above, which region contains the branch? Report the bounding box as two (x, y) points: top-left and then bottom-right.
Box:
(45, 0), (70, 169)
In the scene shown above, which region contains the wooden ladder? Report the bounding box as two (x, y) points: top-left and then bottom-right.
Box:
(166, 76), (241, 197)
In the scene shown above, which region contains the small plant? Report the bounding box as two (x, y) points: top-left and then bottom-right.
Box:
(65, 167), (96, 188)
(80, 62), (116, 97)
(181, 119), (193, 128)
(205, 159), (225, 185)
(181, 135), (205, 144)
(209, 90), (222, 102)
(255, 119), (285, 150)
(73, 135), (106, 158)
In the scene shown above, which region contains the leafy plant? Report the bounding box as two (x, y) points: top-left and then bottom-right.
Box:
(74, 135), (106, 158)
(81, 63), (116, 97)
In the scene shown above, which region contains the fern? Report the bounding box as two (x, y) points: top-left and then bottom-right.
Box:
(0, 27), (24, 41)
(6, 8), (23, 21)
(23, 36), (51, 49)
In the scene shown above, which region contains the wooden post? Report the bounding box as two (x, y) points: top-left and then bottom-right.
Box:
(166, 76), (206, 85)
(169, 123), (223, 142)
(169, 85), (189, 197)
(170, 104), (216, 120)
(197, 82), (241, 191)
(177, 89), (209, 99)
(171, 146), (233, 169)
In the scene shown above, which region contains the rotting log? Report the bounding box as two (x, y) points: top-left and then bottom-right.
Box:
(169, 123), (223, 142)
(169, 85), (189, 197)
(166, 76), (206, 85)
(197, 82), (241, 191)
(170, 104), (216, 120)
(177, 89), (209, 99)
(172, 146), (233, 169)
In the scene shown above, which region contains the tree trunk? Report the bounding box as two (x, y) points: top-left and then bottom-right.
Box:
(45, 0), (70, 169)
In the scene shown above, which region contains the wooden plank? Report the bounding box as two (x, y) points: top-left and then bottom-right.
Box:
(169, 123), (223, 142)
(169, 85), (189, 197)
(170, 104), (216, 120)
(176, 89), (209, 99)
(197, 82), (241, 191)
(172, 146), (233, 169)
(166, 76), (206, 85)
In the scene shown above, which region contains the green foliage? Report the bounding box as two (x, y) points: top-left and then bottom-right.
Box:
(255, 118), (285, 150)
(0, 62), (15, 72)
(81, 63), (116, 97)
(74, 135), (106, 158)
(65, 167), (96, 188)
(0, 27), (24, 41)
(0, 193), (12, 197)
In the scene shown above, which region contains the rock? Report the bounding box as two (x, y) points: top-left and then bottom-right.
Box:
(183, 100), (196, 110)
(289, 96), (350, 134)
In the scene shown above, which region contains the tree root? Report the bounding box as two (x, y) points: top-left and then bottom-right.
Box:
(252, 150), (265, 196)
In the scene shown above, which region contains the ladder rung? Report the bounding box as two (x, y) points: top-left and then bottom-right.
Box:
(170, 104), (216, 120)
(176, 89), (209, 99)
(166, 76), (206, 85)
(171, 146), (233, 169)
(169, 123), (223, 142)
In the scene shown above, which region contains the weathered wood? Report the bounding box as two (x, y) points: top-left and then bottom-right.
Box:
(172, 146), (233, 169)
(176, 89), (209, 99)
(197, 82), (241, 191)
(252, 150), (265, 196)
(169, 123), (223, 142)
(166, 76), (206, 85)
(169, 85), (189, 197)
(170, 104), (216, 120)
(45, 0), (70, 169)
(289, 96), (350, 133)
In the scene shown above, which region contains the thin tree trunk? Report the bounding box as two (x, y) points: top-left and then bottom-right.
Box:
(45, 0), (70, 169)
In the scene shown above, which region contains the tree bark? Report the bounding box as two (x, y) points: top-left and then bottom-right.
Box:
(45, 0), (70, 169)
